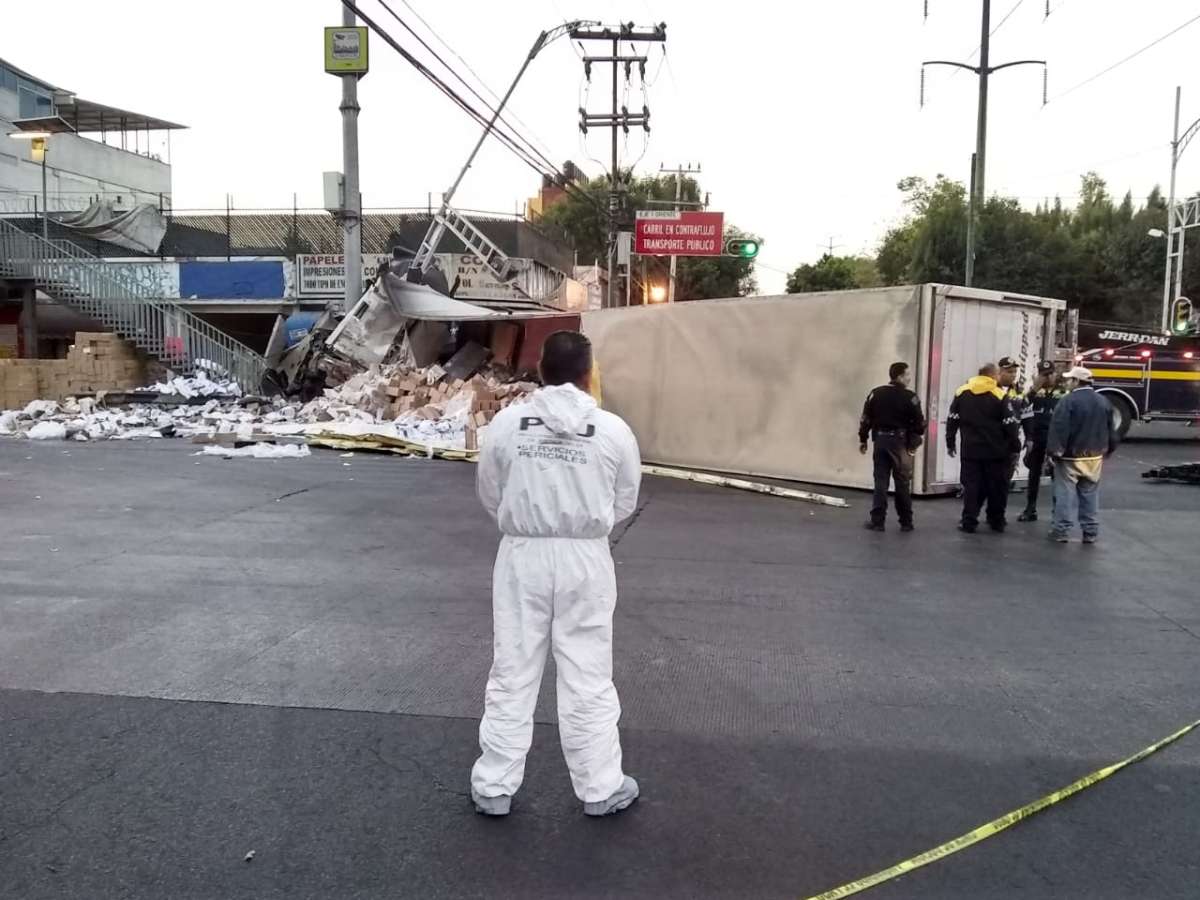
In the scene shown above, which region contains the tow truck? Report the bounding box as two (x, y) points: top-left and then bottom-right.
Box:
(1076, 317), (1200, 437)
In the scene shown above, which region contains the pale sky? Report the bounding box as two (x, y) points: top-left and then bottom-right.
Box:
(6, 0), (1200, 293)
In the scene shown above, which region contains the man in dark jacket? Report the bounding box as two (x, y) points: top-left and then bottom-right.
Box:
(1046, 366), (1119, 544)
(1016, 361), (1066, 522)
(859, 361), (926, 532)
(947, 363), (1021, 533)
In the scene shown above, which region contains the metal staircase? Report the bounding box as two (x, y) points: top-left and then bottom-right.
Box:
(0, 218), (266, 390)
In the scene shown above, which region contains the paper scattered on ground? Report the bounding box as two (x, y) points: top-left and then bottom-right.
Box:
(148, 369), (241, 399)
(1, 362), (535, 457)
(199, 444), (312, 459)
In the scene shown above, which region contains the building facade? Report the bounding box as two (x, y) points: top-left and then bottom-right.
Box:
(0, 57), (177, 214)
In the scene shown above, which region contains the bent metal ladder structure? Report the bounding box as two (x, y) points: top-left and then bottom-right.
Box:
(0, 218), (266, 390)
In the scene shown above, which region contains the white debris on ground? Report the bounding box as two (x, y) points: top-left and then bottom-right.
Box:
(0, 363), (537, 454)
(27, 421), (67, 441)
(199, 444), (311, 460)
(148, 370), (241, 399)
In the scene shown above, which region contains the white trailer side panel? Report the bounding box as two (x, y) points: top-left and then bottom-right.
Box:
(583, 286), (923, 492)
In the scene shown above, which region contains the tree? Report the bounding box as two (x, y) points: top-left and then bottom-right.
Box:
(786, 254), (878, 293)
(538, 172), (761, 301)
(870, 172), (1193, 327)
(876, 175), (969, 286)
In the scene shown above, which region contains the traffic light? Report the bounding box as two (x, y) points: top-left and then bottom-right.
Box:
(724, 238), (760, 259)
(1171, 297), (1193, 334)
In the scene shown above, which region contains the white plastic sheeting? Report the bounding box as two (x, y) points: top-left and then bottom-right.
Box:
(199, 444), (311, 460)
(59, 200), (168, 254)
(27, 421), (68, 441)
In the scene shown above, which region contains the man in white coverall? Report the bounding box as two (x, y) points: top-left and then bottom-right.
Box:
(471, 330), (642, 817)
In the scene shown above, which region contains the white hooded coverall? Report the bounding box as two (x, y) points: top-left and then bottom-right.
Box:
(471, 383), (641, 803)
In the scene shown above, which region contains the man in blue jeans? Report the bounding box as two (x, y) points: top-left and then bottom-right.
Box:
(1045, 366), (1119, 543)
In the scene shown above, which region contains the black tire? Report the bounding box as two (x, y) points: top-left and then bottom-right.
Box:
(1104, 394), (1134, 441)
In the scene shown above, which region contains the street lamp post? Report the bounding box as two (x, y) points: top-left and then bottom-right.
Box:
(1162, 86), (1200, 333)
(7, 129), (52, 242)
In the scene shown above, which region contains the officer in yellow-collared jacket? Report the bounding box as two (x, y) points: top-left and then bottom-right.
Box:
(946, 363), (1022, 534)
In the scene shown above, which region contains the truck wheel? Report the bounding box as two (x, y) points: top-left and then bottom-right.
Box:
(1106, 395), (1134, 440)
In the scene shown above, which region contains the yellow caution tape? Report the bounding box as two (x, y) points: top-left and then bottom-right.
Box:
(805, 718), (1200, 900)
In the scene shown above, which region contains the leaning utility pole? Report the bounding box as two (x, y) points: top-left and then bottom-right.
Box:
(572, 22), (667, 308)
(659, 162), (699, 303)
(922, 1), (1046, 286)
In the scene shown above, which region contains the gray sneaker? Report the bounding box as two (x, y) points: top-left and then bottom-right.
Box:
(471, 789), (512, 816)
(583, 776), (640, 816)
(1082, 534), (1098, 545)
(1047, 531), (1069, 543)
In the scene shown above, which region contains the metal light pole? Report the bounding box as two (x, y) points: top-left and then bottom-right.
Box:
(1160, 86), (1200, 333)
(340, 2), (362, 315)
(40, 142), (48, 243)
(7, 130), (52, 241)
(660, 163), (700, 303)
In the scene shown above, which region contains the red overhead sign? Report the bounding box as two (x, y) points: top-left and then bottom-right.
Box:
(635, 210), (724, 256)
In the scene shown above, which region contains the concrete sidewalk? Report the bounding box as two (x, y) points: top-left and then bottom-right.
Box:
(1, 436), (1198, 899)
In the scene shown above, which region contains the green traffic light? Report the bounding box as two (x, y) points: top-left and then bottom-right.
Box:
(1172, 298), (1193, 334)
(723, 238), (761, 258)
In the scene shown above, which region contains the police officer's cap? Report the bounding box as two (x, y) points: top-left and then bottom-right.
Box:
(997, 356), (1020, 370)
(1036, 360), (1056, 375)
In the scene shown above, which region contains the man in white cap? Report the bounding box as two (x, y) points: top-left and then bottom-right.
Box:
(1045, 366), (1119, 543)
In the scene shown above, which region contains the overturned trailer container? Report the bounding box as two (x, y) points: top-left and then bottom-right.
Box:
(583, 284), (1071, 495)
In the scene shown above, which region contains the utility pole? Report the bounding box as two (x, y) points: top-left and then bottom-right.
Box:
(818, 236), (843, 257)
(340, 2), (362, 314)
(660, 162), (699, 303)
(572, 22), (667, 308)
(923, 1), (1046, 286)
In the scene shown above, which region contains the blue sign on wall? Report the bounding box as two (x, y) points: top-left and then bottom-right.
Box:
(179, 261), (285, 299)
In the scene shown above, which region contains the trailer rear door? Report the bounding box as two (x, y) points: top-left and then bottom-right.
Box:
(924, 288), (1049, 493)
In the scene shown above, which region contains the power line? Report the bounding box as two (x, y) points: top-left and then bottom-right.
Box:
(968, 0), (1028, 61)
(372, 0), (562, 176)
(1013, 142), (1169, 183)
(344, 1), (547, 175)
(991, 0), (1027, 35)
(1050, 12), (1200, 102)
(389, 0), (559, 163)
(343, 1), (603, 215)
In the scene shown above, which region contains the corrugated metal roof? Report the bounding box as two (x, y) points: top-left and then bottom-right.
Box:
(164, 212), (575, 272)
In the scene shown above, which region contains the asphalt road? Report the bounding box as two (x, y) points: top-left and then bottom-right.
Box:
(1, 430), (1198, 900)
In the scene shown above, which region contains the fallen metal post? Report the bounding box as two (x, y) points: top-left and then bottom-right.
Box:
(641, 464), (850, 508)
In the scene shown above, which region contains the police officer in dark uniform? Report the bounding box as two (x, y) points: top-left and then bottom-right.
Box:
(859, 361), (926, 532)
(1016, 361), (1065, 522)
(997, 357), (1025, 487)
